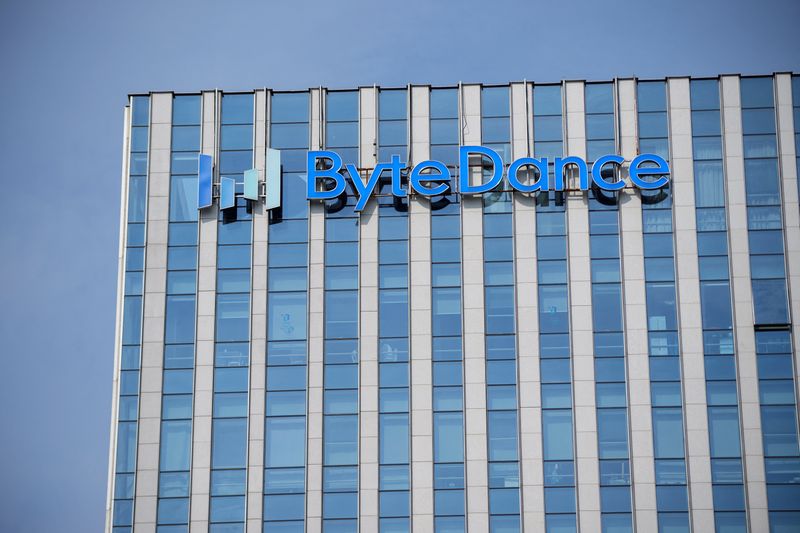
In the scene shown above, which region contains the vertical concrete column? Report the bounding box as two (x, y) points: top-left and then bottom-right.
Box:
(775, 74), (800, 396)
(512, 82), (545, 533)
(191, 90), (219, 532)
(720, 75), (769, 531)
(617, 78), (659, 532)
(668, 77), (714, 528)
(359, 86), (379, 531)
(246, 89), (268, 533)
(307, 87), (325, 531)
(135, 92), (172, 532)
(460, 83), (489, 531)
(106, 104), (132, 533)
(565, 81), (601, 532)
(409, 85), (434, 530)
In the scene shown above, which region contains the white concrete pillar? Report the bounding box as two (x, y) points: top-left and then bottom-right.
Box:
(720, 75), (769, 531)
(246, 88), (268, 533)
(358, 86), (380, 532)
(513, 81), (545, 533)
(190, 90), (219, 532)
(409, 84), (435, 531)
(617, 78), (659, 533)
(306, 87), (325, 532)
(565, 80), (602, 532)
(134, 91), (172, 533)
(667, 76), (714, 529)
(461, 83), (490, 532)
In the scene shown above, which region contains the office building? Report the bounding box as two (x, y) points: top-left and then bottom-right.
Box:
(107, 74), (800, 533)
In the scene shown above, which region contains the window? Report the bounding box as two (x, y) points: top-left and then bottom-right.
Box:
(265, 417), (306, 467)
(430, 93), (465, 529)
(322, 90), (360, 529)
(207, 93), (255, 530)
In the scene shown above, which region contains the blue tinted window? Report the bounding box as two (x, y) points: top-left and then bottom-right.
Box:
(324, 415), (358, 465)
(325, 389), (358, 414)
(656, 486), (688, 512)
(160, 395), (192, 421)
(761, 405), (800, 456)
(585, 83), (614, 113)
(263, 493), (304, 521)
(272, 92), (309, 123)
(266, 391), (306, 416)
(379, 414), (409, 464)
(543, 410), (573, 461)
(131, 96), (150, 126)
(163, 369), (193, 394)
(433, 412), (464, 463)
(157, 498), (189, 525)
(652, 409), (685, 458)
(267, 366), (306, 391)
(487, 411), (518, 461)
(708, 407), (742, 458)
(221, 94), (253, 124)
(545, 486), (576, 514)
(325, 291), (358, 338)
(379, 90), (407, 120)
(482, 87), (509, 117)
(265, 417), (306, 467)
(172, 95), (200, 125)
(211, 418), (248, 468)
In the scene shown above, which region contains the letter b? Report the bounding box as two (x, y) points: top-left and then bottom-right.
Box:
(307, 150), (346, 200)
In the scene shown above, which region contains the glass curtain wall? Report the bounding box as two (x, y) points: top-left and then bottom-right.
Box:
(156, 95), (202, 532)
(481, 85), (521, 532)
(740, 76), (800, 531)
(429, 87), (466, 533)
(376, 88), (411, 532)
(638, 80), (691, 532)
(795, 77), (800, 203)
(690, 79), (747, 532)
(209, 93), (254, 531)
(534, 84), (578, 532)
(322, 90), (361, 532)
(586, 83), (633, 533)
(263, 91), (311, 531)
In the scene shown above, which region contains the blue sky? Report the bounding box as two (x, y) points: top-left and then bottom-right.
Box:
(0, 0), (797, 531)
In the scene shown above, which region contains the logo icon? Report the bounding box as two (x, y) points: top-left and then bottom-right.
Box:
(197, 149), (282, 210)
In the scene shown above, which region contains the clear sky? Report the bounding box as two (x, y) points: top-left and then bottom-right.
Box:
(0, 0), (797, 531)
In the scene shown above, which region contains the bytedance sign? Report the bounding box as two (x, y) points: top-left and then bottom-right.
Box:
(197, 146), (669, 212)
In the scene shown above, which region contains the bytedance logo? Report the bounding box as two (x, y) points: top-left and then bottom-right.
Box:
(197, 146), (670, 211)
(196, 149), (282, 210)
(307, 146), (670, 211)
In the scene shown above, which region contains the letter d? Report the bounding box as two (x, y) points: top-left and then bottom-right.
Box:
(459, 146), (503, 194)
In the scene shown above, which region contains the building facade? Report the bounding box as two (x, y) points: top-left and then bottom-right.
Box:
(107, 74), (800, 533)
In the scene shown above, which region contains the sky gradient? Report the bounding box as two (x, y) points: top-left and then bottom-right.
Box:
(0, 0), (798, 531)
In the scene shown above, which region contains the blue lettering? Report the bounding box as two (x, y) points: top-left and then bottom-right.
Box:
(554, 156), (588, 191)
(307, 150), (346, 200)
(630, 153), (670, 189)
(388, 155), (406, 198)
(410, 160), (451, 196)
(591, 155), (626, 191)
(507, 157), (548, 193)
(459, 146), (503, 194)
(304, 149), (671, 207)
(347, 163), (377, 212)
